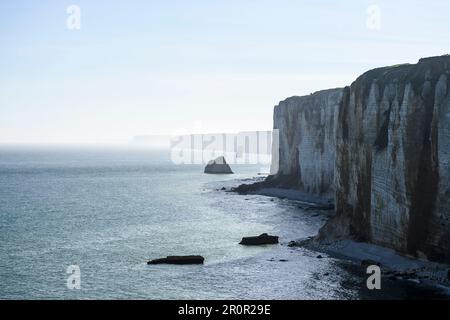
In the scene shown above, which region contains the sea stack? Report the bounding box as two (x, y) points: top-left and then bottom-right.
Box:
(204, 156), (233, 174)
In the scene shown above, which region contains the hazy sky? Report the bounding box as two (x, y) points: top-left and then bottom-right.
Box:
(1, 0), (450, 143)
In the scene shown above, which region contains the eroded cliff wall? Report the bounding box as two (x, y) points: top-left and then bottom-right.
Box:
(319, 56), (450, 262)
(272, 88), (343, 200)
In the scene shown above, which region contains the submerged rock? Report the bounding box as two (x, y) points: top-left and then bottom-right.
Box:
(239, 233), (279, 245)
(147, 255), (205, 265)
(204, 156), (233, 174)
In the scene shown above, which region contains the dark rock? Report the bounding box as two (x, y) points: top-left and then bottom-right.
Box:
(239, 233), (279, 245)
(405, 271), (418, 278)
(221, 187), (226, 191)
(302, 204), (334, 211)
(316, 255), (323, 259)
(361, 259), (381, 268)
(204, 156), (233, 174)
(147, 255), (204, 265)
(288, 241), (299, 247)
(231, 177), (272, 195)
(279, 259), (288, 262)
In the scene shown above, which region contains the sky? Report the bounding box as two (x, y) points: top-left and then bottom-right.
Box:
(1, 0), (450, 144)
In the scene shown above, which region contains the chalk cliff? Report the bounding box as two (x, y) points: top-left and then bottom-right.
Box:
(271, 88), (344, 201)
(270, 56), (450, 262)
(322, 56), (450, 262)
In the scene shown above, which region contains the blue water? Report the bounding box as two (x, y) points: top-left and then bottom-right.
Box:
(0, 145), (448, 299)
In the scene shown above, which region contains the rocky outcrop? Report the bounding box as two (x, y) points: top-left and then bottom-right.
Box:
(268, 55), (450, 263)
(318, 56), (450, 262)
(270, 88), (344, 201)
(204, 156), (233, 174)
(239, 233), (279, 245)
(147, 255), (205, 265)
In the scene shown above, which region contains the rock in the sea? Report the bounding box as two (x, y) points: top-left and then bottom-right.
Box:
(239, 233), (279, 245)
(288, 241), (299, 247)
(147, 255), (205, 265)
(204, 156), (233, 174)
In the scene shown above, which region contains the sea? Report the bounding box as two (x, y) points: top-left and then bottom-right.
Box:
(0, 145), (448, 299)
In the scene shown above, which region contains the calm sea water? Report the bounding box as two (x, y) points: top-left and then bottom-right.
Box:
(0, 145), (448, 299)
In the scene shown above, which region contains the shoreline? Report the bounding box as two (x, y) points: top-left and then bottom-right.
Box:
(227, 176), (450, 292)
(293, 238), (450, 289)
(230, 176), (334, 208)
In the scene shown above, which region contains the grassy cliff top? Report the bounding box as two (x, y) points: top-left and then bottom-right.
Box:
(352, 55), (450, 94)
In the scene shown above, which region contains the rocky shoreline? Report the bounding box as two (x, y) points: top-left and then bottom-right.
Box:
(228, 177), (450, 290)
(231, 176), (334, 208)
(290, 237), (450, 286)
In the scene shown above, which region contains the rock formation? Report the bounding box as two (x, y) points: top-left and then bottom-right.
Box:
(270, 88), (344, 202)
(147, 255), (205, 265)
(321, 56), (450, 262)
(239, 233), (279, 245)
(267, 55), (450, 263)
(204, 156), (233, 174)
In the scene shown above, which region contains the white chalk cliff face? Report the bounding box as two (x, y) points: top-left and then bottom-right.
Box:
(271, 56), (450, 262)
(273, 88), (343, 201)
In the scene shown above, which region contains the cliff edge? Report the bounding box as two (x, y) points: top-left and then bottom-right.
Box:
(318, 56), (450, 262)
